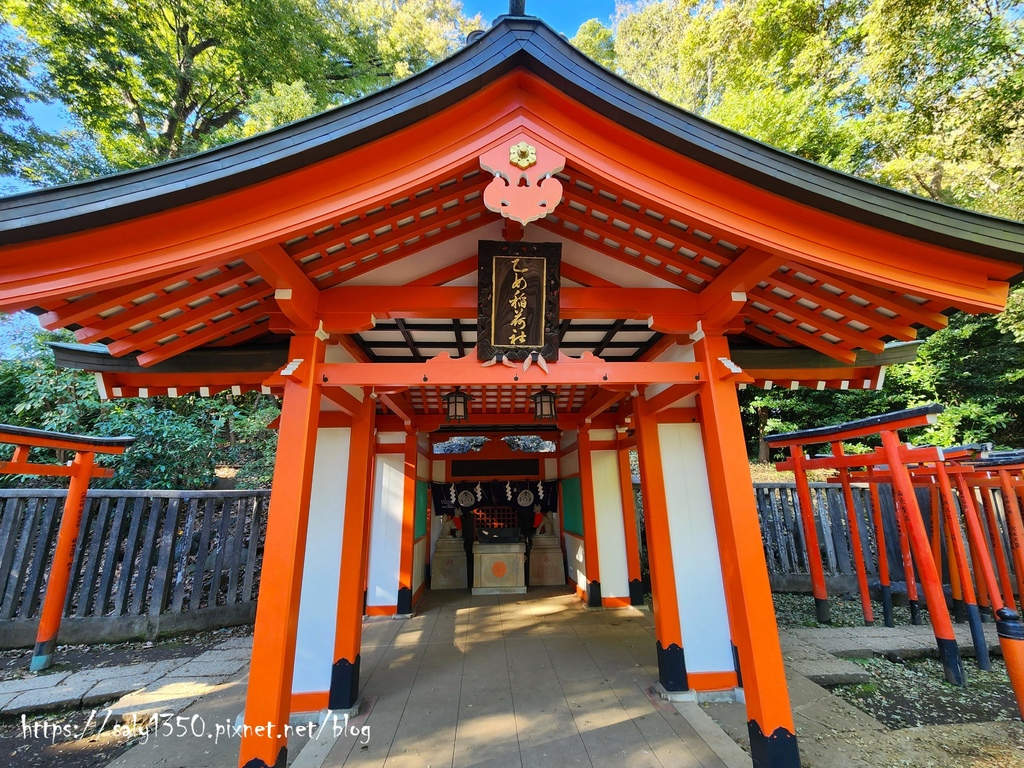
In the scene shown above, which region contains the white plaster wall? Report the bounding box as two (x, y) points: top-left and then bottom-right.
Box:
(543, 458), (558, 481)
(657, 422), (734, 674)
(366, 453), (405, 609)
(560, 449), (579, 478)
(564, 533), (586, 588)
(292, 427), (350, 695)
(591, 450), (629, 599)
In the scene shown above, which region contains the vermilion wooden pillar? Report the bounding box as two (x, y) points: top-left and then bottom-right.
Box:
(616, 428), (644, 606)
(397, 431), (418, 615)
(577, 429), (603, 607)
(330, 396), (377, 709)
(633, 396), (688, 691)
(31, 450), (96, 672)
(693, 333), (800, 768)
(239, 333), (325, 768)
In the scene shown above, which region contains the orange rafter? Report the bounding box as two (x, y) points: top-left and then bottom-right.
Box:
(284, 169), (485, 262)
(560, 262), (617, 288)
(107, 283), (271, 356)
(562, 168), (742, 271)
(379, 391), (415, 423)
(314, 214), (492, 290)
(644, 382), (701, 413)
(406, 255), (478, 287)
(207, 319), (272, 347)
(137, 304), (270, 367)
(748, 309), (858, 364)
(534, 216), (696, 290)
(74, 262), (259, 344)
(748, 286), (885, 353)
(741, 320), (793, 348)
(764, 271), (918, 341)
(786, 263), (948, 329)
(39, 258), (240, 330)
(554, 200), (719, 284)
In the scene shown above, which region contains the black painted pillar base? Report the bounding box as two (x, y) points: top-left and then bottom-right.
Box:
(748, 721), (801, 768)
(966, 603), (992, 670)
(880, 585), (894, 628)
(979, 604), (991, 622)
(936, 637), (966, 686)
(732, 644), (743, 688)
(241, 746), (287, 768)
(814, 597), (831, 624)
(329, 655), (362, 710)
(587, 580), (602, 608)
(909, 599), (921, 625)
(628, 579), (644, 607)
(397, 586), (413, 615)
(953, 598), (967, 624)
(656, 641), (688, 691)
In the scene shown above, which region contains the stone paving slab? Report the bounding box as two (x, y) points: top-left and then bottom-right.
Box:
(0, 671), (70, 697)
(788, 659), (871, 685)
(5, 677), (98, 716)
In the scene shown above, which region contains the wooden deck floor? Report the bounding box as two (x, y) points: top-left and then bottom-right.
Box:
(317, 587), (738, 768)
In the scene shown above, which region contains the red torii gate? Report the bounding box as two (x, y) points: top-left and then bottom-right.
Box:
(0, 424), (134, 671)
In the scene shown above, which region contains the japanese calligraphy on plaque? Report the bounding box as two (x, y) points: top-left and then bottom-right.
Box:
(477, 241), (561, 362)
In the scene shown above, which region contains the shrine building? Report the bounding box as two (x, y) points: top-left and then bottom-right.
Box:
(2, 9), (1024, 768)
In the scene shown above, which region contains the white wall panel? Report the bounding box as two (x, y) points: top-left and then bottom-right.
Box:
(657, 422), (733, 673)
(293, 427), (350, 695)
(366, 454), (405, 609)
(592, 450), (629, 598)
(564, 534), (586, 588)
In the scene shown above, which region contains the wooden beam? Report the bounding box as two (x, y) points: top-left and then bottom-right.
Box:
(379, 391), (415, 424)
(644, 382), (701, 414)
(696, 246), (784, 311)
(748, 311), (858, 364)
(321, 386), (363, 416)
(579, 388), (626, 423)
(321, 353), (706, 388)
(406, 255), (478, 287)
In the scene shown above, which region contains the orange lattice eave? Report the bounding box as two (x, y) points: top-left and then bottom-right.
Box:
(0, 17), (1022, 377)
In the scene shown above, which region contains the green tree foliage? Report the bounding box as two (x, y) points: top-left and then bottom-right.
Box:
(4, 0), (477, 181)
(571, 2), (1024, 451)
(0, 19), (47, 184)
(570, 19), (615, 70)
(0, 317), (281, 488)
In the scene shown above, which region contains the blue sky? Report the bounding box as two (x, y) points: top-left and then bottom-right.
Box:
(465, 1), (616, 35)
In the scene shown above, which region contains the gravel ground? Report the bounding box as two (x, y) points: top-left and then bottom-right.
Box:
(773, 590), (931, 628)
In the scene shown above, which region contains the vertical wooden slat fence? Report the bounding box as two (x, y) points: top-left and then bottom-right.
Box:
(0, 490), (270, 623)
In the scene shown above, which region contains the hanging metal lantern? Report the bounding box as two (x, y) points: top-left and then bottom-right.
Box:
(441, 386), (473, 422)
(530, 385), (557, 422)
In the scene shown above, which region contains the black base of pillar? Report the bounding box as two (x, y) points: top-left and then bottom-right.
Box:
(732, 644), (743, 688)
(909, 599), (921, 625)
(329, 655), (361, 710)
(397, 587), (412, 615)
(881, 585), (894, 628)
(588, 581), (602, 608)
(241, 746), (287, 768)
(979, 604), (991, 622)
(629, 579), (644, 606)
(966, 603), (991, 670)
(814, 597), (831, 624)
(953, 598), (967, 624)
(656, 641), (688, 691)
(936, 637), (966, 687)
(748, 721), (801, 768)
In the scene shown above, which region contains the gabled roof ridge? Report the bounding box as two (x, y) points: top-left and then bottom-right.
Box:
(1, 16), (1022, 264)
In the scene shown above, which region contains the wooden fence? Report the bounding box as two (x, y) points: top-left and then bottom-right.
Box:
(753, 481), (1018, 586)
(0, 490), (269, 625)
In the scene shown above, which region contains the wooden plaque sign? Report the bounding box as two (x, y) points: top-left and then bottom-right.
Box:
(477, 241), (561, 361)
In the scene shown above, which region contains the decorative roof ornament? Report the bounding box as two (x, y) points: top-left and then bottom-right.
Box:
(480, 133), (565, 226)
(509, 0), (527, 16)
